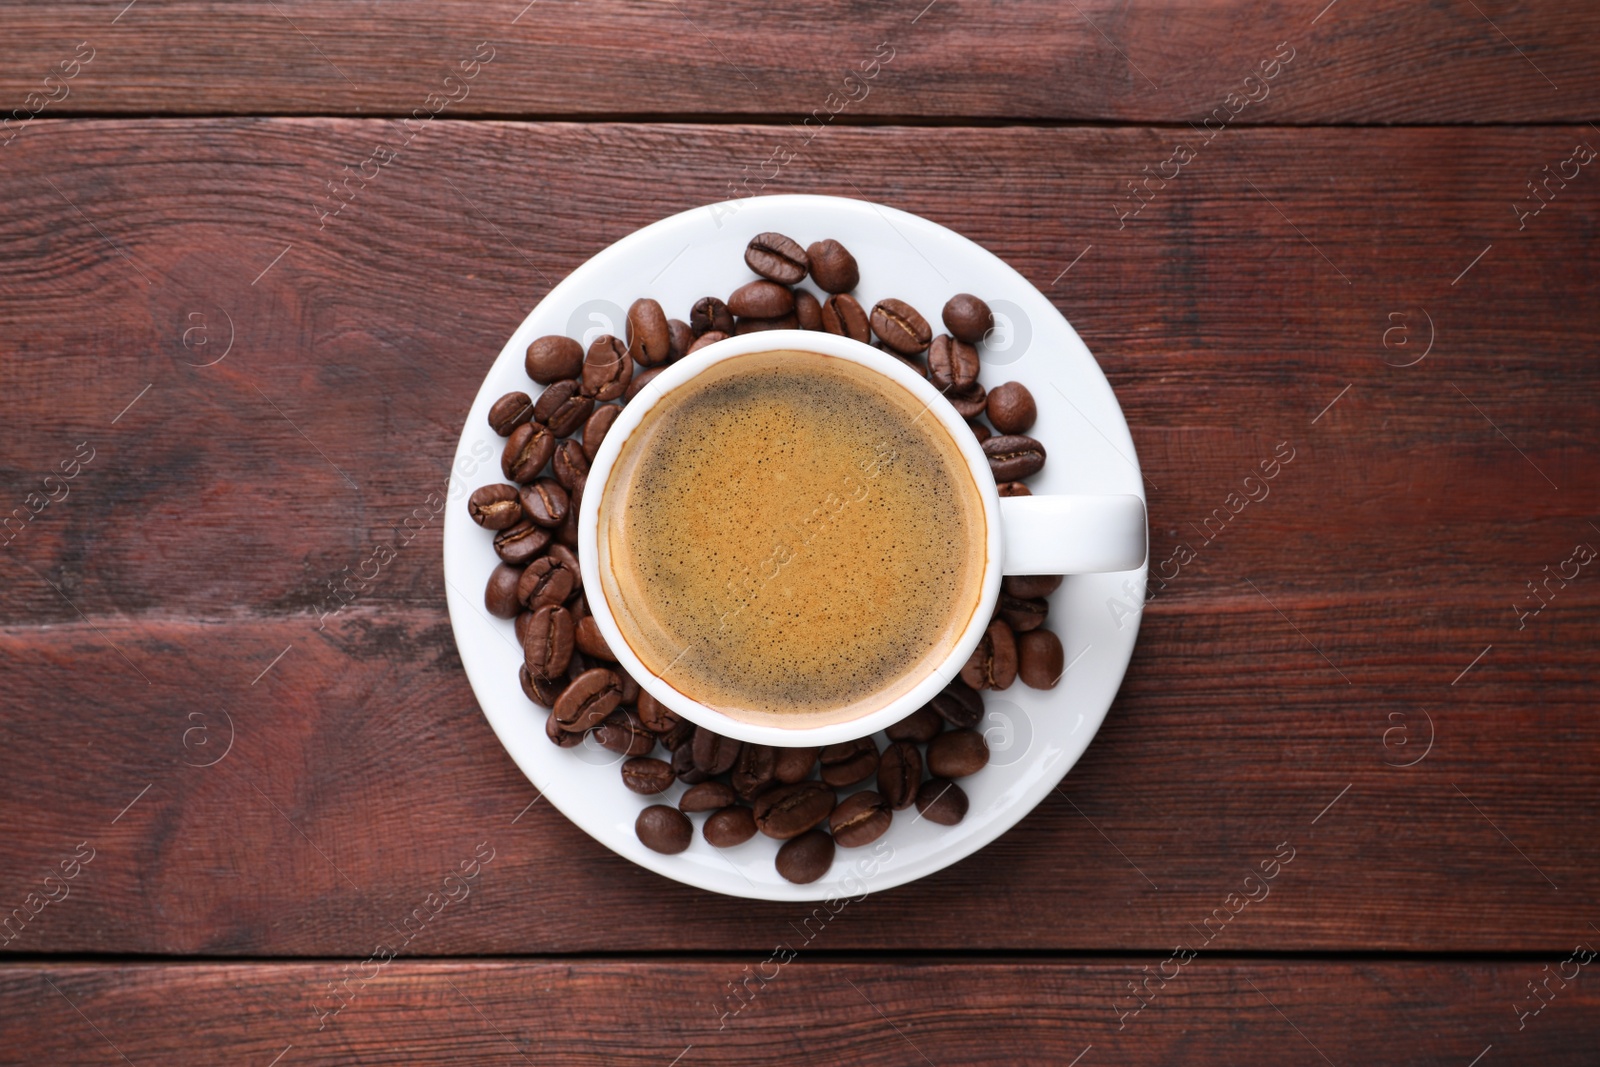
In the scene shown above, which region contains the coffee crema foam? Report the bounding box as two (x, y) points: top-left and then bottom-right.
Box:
(597, 349), (988, 728)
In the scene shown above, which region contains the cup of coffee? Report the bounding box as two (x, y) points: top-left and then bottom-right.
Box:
(577, 330), (1145, 747)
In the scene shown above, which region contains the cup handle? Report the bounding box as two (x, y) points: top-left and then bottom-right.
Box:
(998, 494), (1147, 575)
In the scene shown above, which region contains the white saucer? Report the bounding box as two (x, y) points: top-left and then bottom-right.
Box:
(443, 194), (1147, 901)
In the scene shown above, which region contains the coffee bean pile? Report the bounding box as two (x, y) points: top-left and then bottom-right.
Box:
(468, 231), (1066, 884)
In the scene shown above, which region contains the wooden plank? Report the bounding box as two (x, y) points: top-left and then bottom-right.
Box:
(0, 1), (1596, 122)
(3, 960), (1598, 1065)
(1, 120), (1597, 618)
(0, 604), (1594, 955)
(1, 121), (1596, 953)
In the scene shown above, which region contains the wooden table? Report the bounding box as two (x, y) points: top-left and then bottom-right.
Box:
(3, 2), (1597, 1062)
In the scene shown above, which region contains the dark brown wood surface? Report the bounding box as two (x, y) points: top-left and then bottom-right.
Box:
(2, 1), (1599, 122)
(3, 1), (1599, 1059)
(1, 121), (1597, 964)
(5, 960), (1600, 1066)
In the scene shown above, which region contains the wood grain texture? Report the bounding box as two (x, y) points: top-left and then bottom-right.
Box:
(0, 1), (1597, 122)
(1, 121), (1597, 955)
(0, 604), (1595, 955)
(5, 960), (1599, 1065)
(1, 121), (1597, 617)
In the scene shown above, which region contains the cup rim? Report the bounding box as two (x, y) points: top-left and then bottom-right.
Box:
(577, 329), (1004, 747)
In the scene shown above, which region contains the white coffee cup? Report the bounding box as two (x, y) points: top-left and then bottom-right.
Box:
(578, 330), (1146, 747)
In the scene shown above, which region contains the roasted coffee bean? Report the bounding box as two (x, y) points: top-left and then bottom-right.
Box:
(1003, 575), (1062, 599)
(625, 298), (672, 366)
(731, 743), (777, 801)
(484, 563), (523, 619)
(734, 313), (799, 334)
(928, 680), (984, 728)
(616, 667), (640, 706)
(704, 805), (758, 848)
(927, 334), (980, 391)
(582, 334), (633, 401)
(806, 239), (859, 293)
(556, 490), (581, 549)
(622, 757), (675, 795)
(886, 706), (944, 743)
(688, 330), (729, 354)
(745, 232), (809, 284)
(573, 615), (615, 661)
(468, 484), (523, 530)
(877, 741), (923, 810)
(595, 709), (655, 756)
(671, 740), (708, 783)
(871, 298), (932, 354)
(773, 746), (819, 784)
(915, 778), (969, 825)
(625, 364), (665, 402)
(502, 422), (556, 483)
(1017, 628), (1065, 689)
(960, 618), (1018, 690)
(998, 592), (1049, 632)
(532, 379), (594, 438)
(692, 726), (742, 775)
(883, 349), (926, 379)
(986, 381), (1037, 434)
(754, 781), (836, 840)
(727, 280), (794, 319)
(793, 289), (823, 331)
(545, 710), (583, 747)
(636, 691), (682, 734)
(493, 519), (552, 565)
(636, 804), (693, 854)
(691, 296), (735, 336)
(660, 718), (697, 754)
(983, 434), (1046, 480)
(553, 667), (621, 733)
(488, 391), (534, 436)
(523, 604), (575, 680)
(581, 405), (622, 463)
(517, 479), (568, 530)
(775, 829), (835, 883)
(567, 590), (588, 618)
(928, 728), (990, 778)
(547, 544), (583, 593)
(820, 293), (871, 342)
(679, 780), (737, 813)
(526, 335), (584, 384)
(521, 606), (547, 644)
(552, 439), (589, 493)
(942, 294), (994, 345)
(521, 662), (563, 706)
(968, 420), (992, 444)
(819, 737), (879, 787)
(947, 381), (988, 419)
(830, 791), (892, 847)
(996, 481), (1032, 497)
(666, 318), (694, 362)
